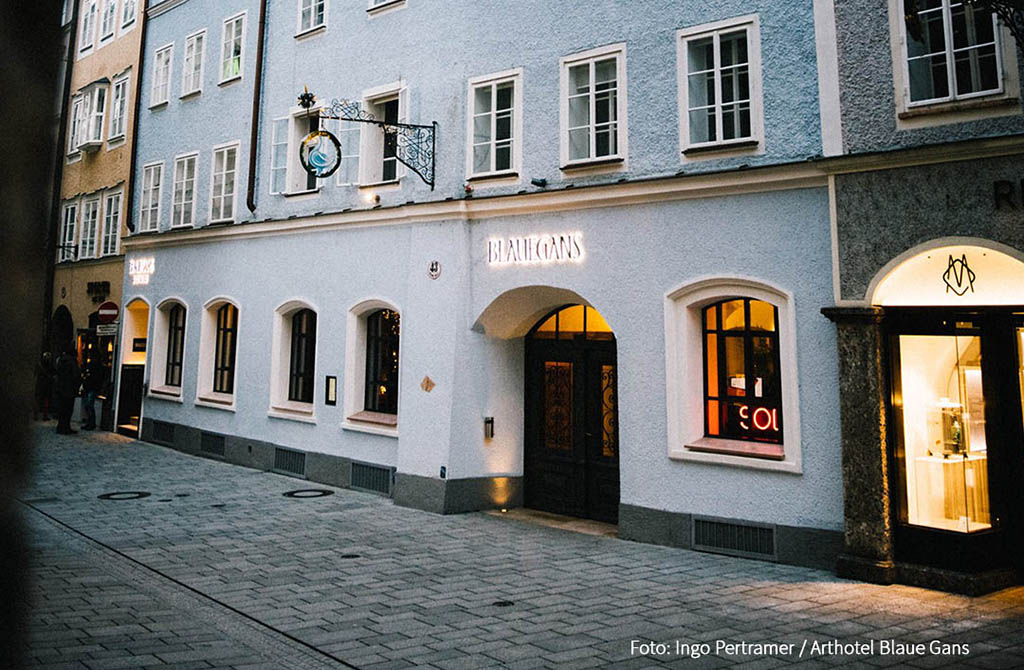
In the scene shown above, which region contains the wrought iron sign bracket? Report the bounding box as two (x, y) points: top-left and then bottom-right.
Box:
(298, 90), (437, 190)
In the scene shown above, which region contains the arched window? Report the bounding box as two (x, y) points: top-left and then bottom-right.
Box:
(288, 308), (317, 403)
(213, 303), (238, 394)
(164, 303), (186, 387)
(702, 298), (782, 445)
(364, 309), (399, 414)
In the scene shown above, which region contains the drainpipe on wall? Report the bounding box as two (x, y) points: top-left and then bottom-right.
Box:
(246, 0), (269, 214)
(124, 3), (149, 232)
(42, 0), (80, 353)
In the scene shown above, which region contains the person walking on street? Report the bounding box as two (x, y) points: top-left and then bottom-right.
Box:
(81, 357), (103, 430)
(34, 352), (54, 421)
(54, 348), (80, 435)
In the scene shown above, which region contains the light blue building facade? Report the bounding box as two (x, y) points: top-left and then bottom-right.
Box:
(120, 0), (848, 570)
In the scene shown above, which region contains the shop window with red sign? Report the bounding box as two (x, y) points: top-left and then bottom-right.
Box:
(702, 298), (782, 447)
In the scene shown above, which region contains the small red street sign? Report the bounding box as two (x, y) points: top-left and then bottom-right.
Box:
(97, 301), (120, 324)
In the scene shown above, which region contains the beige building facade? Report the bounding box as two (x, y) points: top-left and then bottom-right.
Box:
(53, 0), (143, 407)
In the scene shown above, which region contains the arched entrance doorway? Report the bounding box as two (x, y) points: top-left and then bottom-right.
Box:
(871, 242), (1024, 577)
(524, 304), (619, 523)
(116, 298), (150, 437)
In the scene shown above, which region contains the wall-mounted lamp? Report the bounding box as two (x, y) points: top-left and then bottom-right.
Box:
(530, 178), (547, 188)
(325, 375), (337, 406)
(363, 192), (380, 204)
(484, 416), (495, 440)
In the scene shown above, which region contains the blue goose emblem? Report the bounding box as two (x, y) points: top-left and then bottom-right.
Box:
(299, 129), (342, 179)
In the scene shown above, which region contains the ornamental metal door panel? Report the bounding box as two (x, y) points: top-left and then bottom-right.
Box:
(524, 305), (619, 524)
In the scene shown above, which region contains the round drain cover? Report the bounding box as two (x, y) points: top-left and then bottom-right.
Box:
(493, 600), (514, 607)
(98, 491), (151, 501)
(282, 489), (334, 498)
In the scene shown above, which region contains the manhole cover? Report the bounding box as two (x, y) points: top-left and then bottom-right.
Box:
(492, 600), (515, 607)
(282, 489), (334, 498)
(340, 553), (360, 559)
(98, 491), (151, 501)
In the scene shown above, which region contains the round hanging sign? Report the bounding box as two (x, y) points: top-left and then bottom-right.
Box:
(299, 129), (342, 179)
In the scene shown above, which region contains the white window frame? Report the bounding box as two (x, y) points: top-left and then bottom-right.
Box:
(465, 68), (523, 181)
(139, 161), (163, 233)
(559, 43), (628, 170)
(327, 115), (362, 187)
(79, 0), (97, 54)
(678, 14), (764, 157)
(83, 84), (108, 148)
(209, 142), (240, 224)
(181, 30), (206, 97)
(269, 117), (289, 194)
(342, 298), (402, 437)
(172, 152), (199, 228)
(121, 0), (137, 30)
(150, 298), (189, 400)
(664, 277), (802, 474)
(78, 197), (101, 260)
(108, 73), (130, 142)
(68, 96), (84, 156)
(359, 81), (407, 186)
(101, 190), (122, 256)
(99, 0), (116, 42)
(285, 104), (325, 194)
(268, 299), (319, 423)
(195, 296), (240, 411)
(889, 0), (1020, 126)
(151, 44), (174, 107)
(297, 0), (327, 36)
(59, 202), (78, 262)
(220, 12), (246, 84)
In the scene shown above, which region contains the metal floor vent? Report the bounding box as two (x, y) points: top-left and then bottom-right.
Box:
(350, 461), (394, 496)
(152, 421), (176, 445)
(692, 516), (776, 561)
(200, 432), (226, 457)
(274, 448), (306, 476)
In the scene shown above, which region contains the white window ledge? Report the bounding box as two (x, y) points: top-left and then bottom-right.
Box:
(282, 187), (320, 199)
(898, 95), (1019, 120)
(367, 0), (406, 16)
(295, 24), (326, 40)
(342, 419), (398, 438)
(268, 403), (316, 424)
(148, 386), (183, 402)
(219, 75), (242, 87)
(180, 89), (202, 100)
(670, 439), (801, 474)
(560, 156), (624, 172)
(195, 393), (236, 412)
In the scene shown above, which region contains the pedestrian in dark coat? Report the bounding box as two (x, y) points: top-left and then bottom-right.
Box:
(80, 357), (104, 430)
(54, 349), (80, 434)
(34, 352), (54, 421)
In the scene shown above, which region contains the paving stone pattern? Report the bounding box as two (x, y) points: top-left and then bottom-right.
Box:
(20, 424), (1024, 669)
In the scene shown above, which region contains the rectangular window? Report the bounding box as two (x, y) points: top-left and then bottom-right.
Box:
(298, 0), (326, 33)
(469, 74), (518, 177)
(679, 17), (762, 152)
(270, 118), (288, 194)
(87, 86), (107, 144)
(182, 31), (205, 96)
(122, 0), (137, 28)
(80, 1), (96, 51)
(210, 144), (238, 223)
(380, 98), (399, 181)
(59, 203), (77, 262)
(79, 198), (100, 260)
(220, 14), (245, 83)
(99, 0), (115, 40)
(101, 191), (121, 256)
(140, 163), (163, 232)
(364, 309), (400, 414)
(109, 75), (129, 139)
(561, 45), (626, 166)
(152, 45), (173, 106)
(172, 153), (198, 228)
(165, 304), (186, 387)
(359, 84), (406, 184)
(332, 114), (361, 185)
(288, 309), (317, 403)
(213, 303), (238, 394)
(68, 97), (83, 154)
(904, 0), (1002, 104)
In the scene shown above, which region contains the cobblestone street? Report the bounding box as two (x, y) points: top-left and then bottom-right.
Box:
(19, 424), (1024, 669)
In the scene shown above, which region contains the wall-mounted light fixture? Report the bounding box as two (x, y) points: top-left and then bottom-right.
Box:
(363, 192), (380, 204)
(530, 178), (547, 188)
(325, 375), (337, 406)
(484, 416), (495, 440)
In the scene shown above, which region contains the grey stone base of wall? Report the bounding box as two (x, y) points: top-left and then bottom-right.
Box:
(140, 418), (522, 513)
(393, 472), (523, 514)
(618, 503), (844, 572)
(895, 564), (1019, 596)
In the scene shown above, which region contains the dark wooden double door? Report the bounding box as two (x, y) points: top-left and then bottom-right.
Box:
(525, 336), (620, 523)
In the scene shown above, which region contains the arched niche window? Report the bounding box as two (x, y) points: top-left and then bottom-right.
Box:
(288, 309), (317, 403)
(165, 303), (186, 387)
(213, 303), (238, 394)
(702, 298), (782, 446)
(530, 304), (613, 340)
(364, 309), (400, 414)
